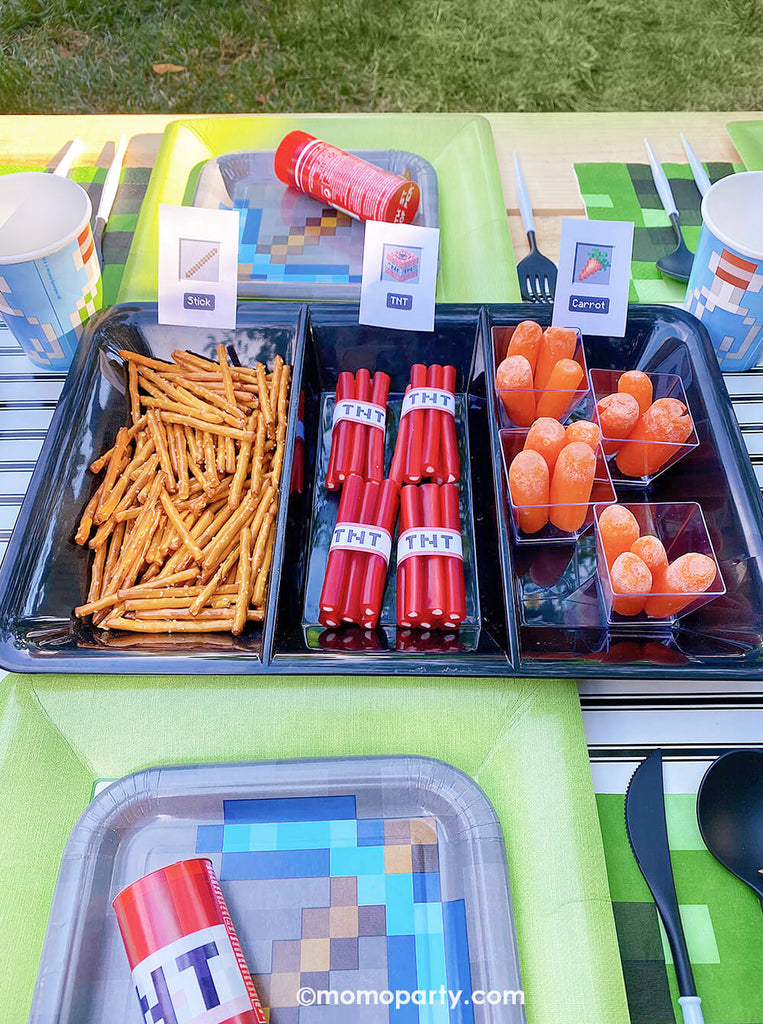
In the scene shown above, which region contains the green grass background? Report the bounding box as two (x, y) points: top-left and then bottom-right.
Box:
(1, 0), (762, 114)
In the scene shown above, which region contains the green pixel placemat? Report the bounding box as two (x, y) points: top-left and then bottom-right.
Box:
(0, 162), (152, 306)
(574, 162), (742, 305)
(598, 793), (761, 1023)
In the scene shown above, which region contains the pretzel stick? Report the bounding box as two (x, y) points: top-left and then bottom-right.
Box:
(147, 409), (175, 488)
(89, 415), (147, 473)
(128, 361), (141, 426)
(233, 526), (253, 635)
(118, 349), (177, 372)
(256, 362), (274, 432)
(97, 427), (130, 513)
(159, 489), (203, 562)
(103, 616), (236, 633)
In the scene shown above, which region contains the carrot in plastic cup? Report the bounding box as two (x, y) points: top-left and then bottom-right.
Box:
(523, 417), (567, 473)
(598, 504), (640, 569)
(615, 397), (694, 477)
(610, 552), (652, 616)
(618, 370), (653, 415)
(596, 391), (640, 455)
(534, 326), (578, 391)
(548, 441), (596, 532)
(496, 354), (536, 427)
(535, 358), (585, 420)
(509, 449), (549, 534)
(506, 319), (543, 374)
(565, 419), (601, 451)
(630, 534), (668, 583)
(644, 552), (717, 619)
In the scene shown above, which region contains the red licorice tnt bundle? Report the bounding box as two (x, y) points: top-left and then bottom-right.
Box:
(319, 474), (399, 628)
(326, 370), (390, 490)
(113, 858), (266, 1024)
(396, 482), (466, 629)
(391, 364), (459, 486)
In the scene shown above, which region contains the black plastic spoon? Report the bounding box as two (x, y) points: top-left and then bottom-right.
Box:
(697, 748), (763, 910)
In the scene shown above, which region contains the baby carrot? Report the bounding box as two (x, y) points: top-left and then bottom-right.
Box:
(496, 354), (536, 427)
(548, 441), (596, 532)
(509, 449), (549, 534)
(596, 392), (640, 455)
(615, 397), (693, 477)
(630, 534), (668, 584)
(610, 552), (652, 616)
(598, 504), (640, 568)
(536, 358), (584, 420)
(644, 552), (717, 618)
(523, 416), (567, 473)
(618, 370), (653, 415)
(507, 319), (543, 374)
(565, 419), (601, 451)
(535, 326), (578, 391)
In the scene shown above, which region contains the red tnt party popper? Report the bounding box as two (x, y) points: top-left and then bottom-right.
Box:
(274, 131), (420, 224)
(113, 858), (265, 1024)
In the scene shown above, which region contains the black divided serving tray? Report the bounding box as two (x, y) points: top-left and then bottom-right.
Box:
(1, 301), (763, 679)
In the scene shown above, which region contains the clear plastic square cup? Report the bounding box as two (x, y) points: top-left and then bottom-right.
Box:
(594, 501), (725, 626)
(590, 368), (698, 486)
(0, 172), (102, 371)
(493, 325), (590, 427)
(501, 428), (615, 544)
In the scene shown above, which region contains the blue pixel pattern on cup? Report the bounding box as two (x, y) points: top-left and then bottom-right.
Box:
(0, 223), (101, 371)
(686, 224), (763, 371)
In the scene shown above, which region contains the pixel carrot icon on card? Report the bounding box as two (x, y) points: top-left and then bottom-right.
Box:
(578, 247), (611, 281)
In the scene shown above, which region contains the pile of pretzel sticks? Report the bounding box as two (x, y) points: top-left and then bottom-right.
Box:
(73, 344), (290, 635)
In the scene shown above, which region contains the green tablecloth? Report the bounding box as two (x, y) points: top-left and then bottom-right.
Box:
(0, 672), (629, 1024)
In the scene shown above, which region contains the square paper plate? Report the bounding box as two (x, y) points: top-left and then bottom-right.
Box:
(116, 114), (520, 305)
(191, 147), (439, 300)
(28, 756), (525, 1023)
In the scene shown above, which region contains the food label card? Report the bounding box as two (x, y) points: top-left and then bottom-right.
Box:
(552, 218), (634, 337)
(158, 205), (240, 329)
(359, 221), (439, 332)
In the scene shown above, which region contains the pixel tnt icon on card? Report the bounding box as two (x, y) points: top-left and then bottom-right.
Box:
(382, 245), (421, 284)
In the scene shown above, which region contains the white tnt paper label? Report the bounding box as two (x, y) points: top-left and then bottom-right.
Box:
(397, 528), (463, 563)
(331, 399), (387, 432)
(330, 522), (392, 564)
(131, 923), (253, 1024)
(400, 388), (456, 419)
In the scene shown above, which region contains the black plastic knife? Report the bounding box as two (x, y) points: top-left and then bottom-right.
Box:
(624, 748), (705, 1024)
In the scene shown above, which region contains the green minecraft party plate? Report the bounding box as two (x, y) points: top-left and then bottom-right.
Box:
(117, 114), (520, 305)
(0, 673), (628, 1024)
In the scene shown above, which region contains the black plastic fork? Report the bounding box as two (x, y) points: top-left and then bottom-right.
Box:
(514, 153), (558, 303)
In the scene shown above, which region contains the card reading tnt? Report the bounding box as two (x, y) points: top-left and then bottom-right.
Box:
(552, 218), (634, 337)
(360, 221), (439, 332)
(158, 204), (240, 329)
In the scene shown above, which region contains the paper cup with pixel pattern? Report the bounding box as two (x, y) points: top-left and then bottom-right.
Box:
(685, 171), (763, 371)
(0, 172), (102, 370)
